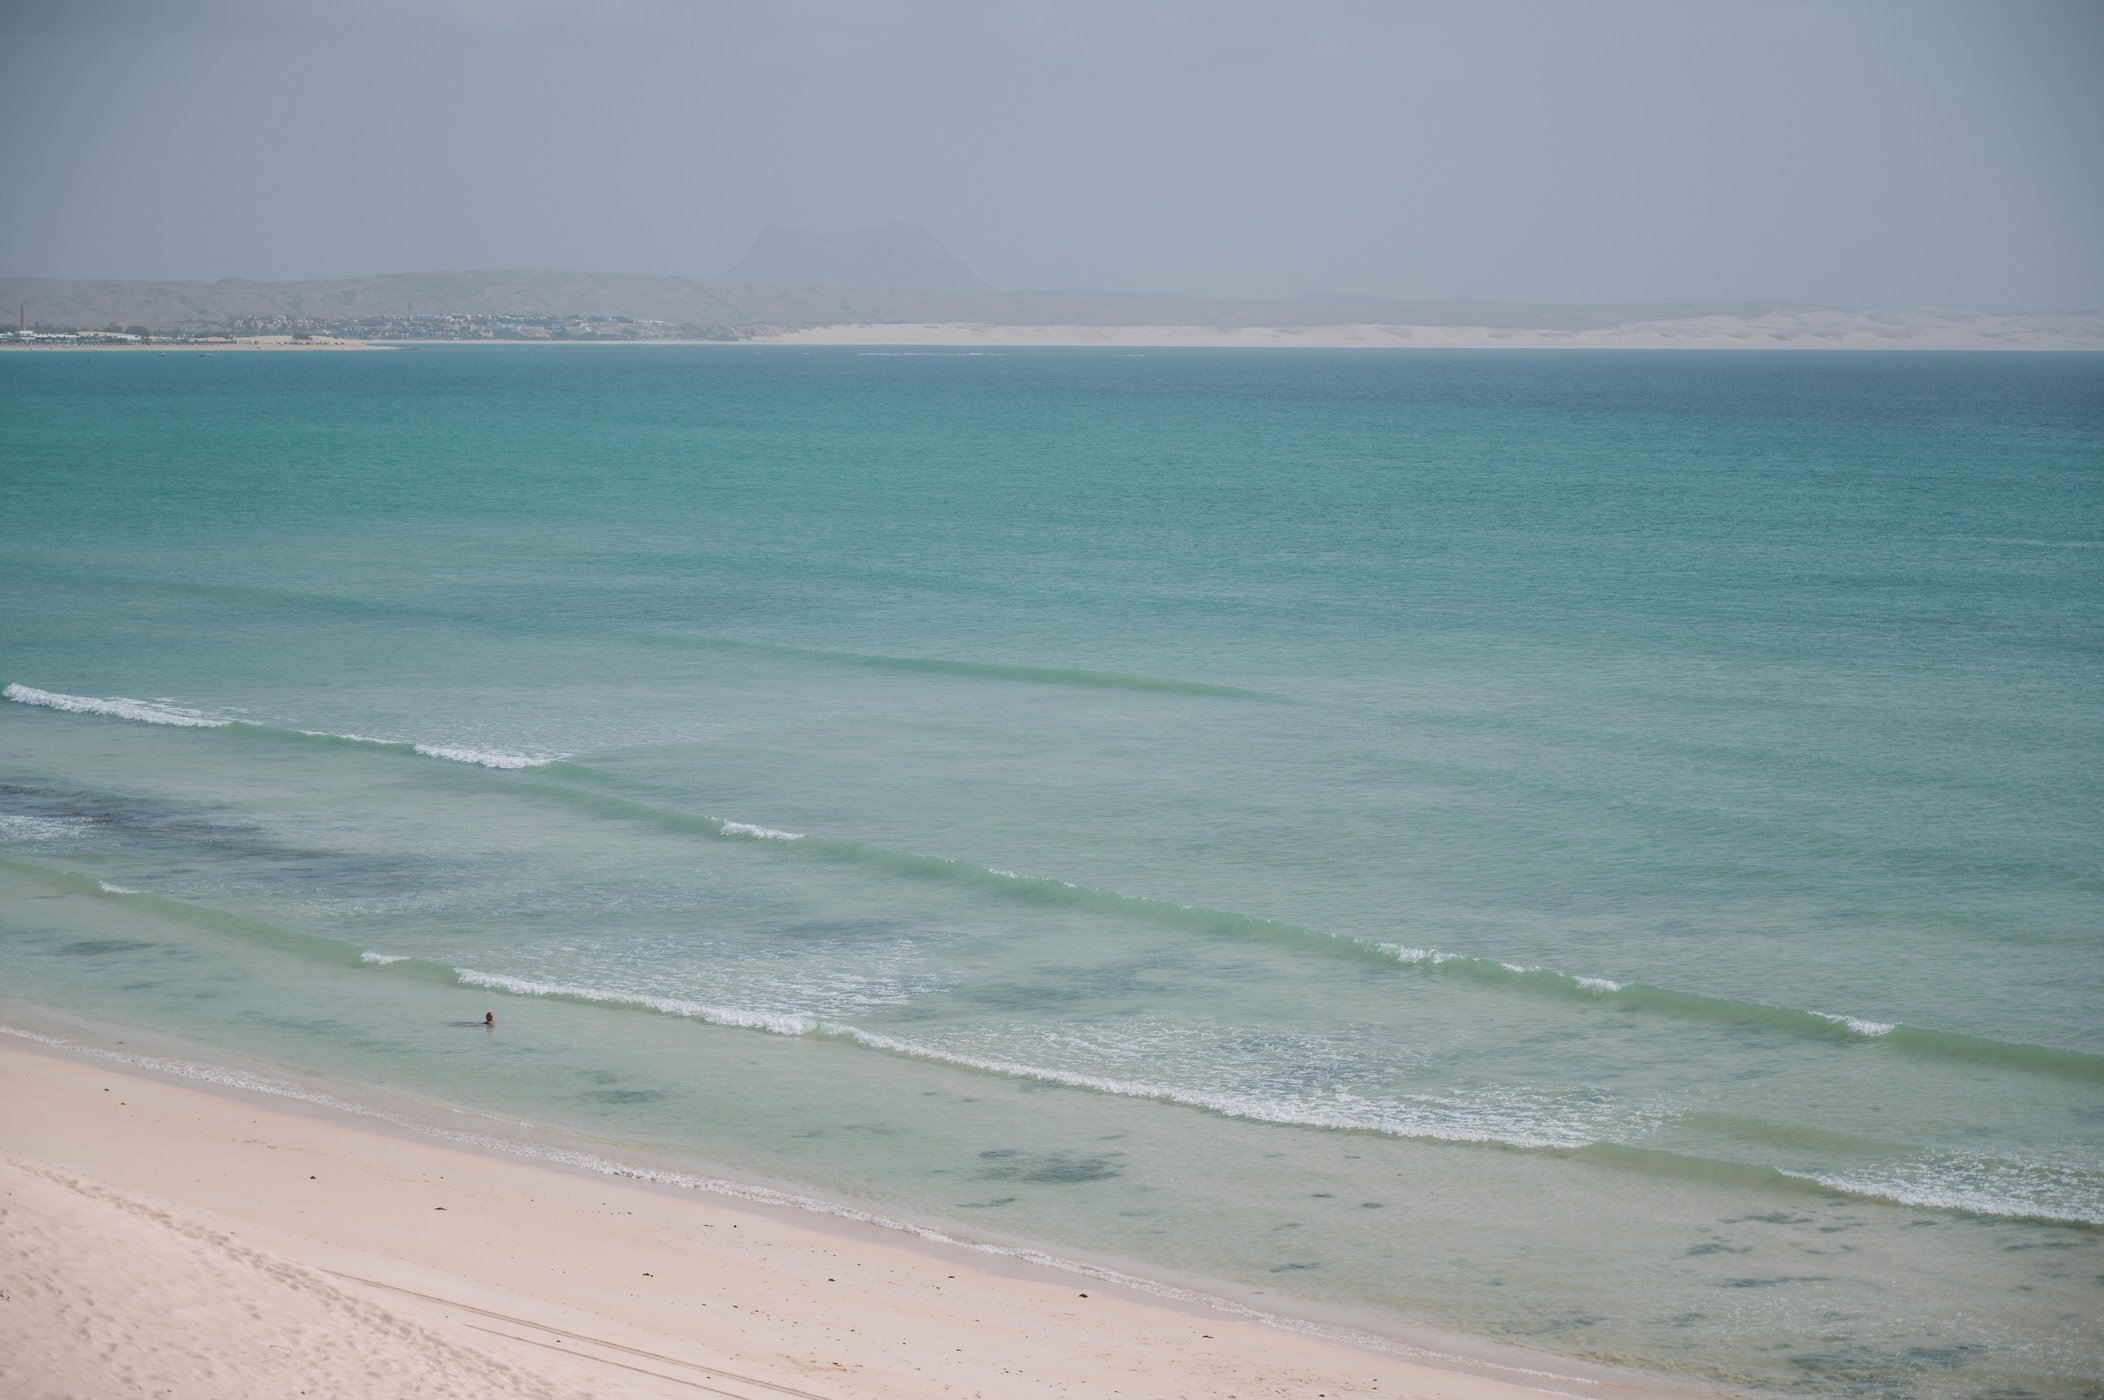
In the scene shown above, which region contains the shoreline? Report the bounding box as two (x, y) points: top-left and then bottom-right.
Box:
(4, 319), (2101, 353)
(744, 320), (2104, 351)
(0, 1007), (1701, 1400)
(0, 335), (385, 351)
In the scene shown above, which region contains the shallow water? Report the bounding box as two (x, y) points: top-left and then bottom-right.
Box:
(2, 346), (2099, 1396)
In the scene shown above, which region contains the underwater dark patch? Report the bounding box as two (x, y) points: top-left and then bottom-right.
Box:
(580, 1088), (669, 1104)
(49, 938), (158, 957)
(976, 1150), (1122, 1185)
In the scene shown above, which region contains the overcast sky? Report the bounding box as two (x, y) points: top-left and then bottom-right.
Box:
(2, 0), (2098, 307)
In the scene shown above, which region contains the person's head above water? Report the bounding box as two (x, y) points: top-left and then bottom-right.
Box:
(484, 1011), (494, 1027)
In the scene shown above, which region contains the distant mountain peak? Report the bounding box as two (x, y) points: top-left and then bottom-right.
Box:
(721, 222), (987, 293)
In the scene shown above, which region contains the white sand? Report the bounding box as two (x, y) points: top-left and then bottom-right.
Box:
(0, 1033), (1676, 1400)
(752, 311), (2104, 351)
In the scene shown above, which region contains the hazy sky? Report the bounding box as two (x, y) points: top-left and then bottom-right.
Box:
(3, 0), (2099, 307)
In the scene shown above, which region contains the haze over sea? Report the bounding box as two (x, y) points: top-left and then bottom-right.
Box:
(2, 345), (2099, 1397)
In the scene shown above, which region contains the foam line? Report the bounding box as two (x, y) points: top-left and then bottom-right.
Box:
(532, 777), (2104, 1080)
(719, 821), (805, 842)
(830, 1025), (1606, 1148)
(3, 859), (2095, 1225)
(4, 682), (229, 728)
(1376, 943), (2101, 1077)
(11, 678), (2099, 1081)
(7, 681), (557, 770)
(452, 969), (819, 1036)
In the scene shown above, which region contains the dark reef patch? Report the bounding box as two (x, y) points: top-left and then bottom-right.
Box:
(48, 938), (159, 957)
(976, 1149), (1122, 1185)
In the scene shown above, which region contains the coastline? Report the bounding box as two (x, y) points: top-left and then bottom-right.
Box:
(745, 318), (2104, 351)
(0, 335), (384, 351)
(5, 311), (2102, 354)
(0, 1009), (1697, 1400)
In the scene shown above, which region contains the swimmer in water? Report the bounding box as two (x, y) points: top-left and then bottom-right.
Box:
(484, 1012), (494, 1028)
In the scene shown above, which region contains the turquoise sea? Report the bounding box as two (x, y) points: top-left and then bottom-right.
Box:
(1, 345), (2099, 1396)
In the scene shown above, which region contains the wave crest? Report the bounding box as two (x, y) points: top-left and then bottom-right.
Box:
(6, 682), (228, 728)
(8, 679), (556, 769)
(720, 821), (804, 842)
(411, 743), (551, 770)
(453, 968), (818, 1036)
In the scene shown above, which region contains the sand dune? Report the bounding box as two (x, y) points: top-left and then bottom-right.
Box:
(756, 308), (2104, 350)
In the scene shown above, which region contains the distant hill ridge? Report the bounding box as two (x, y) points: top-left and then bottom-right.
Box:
(722, 223), (988, 293)
(3, 224), (2099, 347)
(0, 267), (1799, 334)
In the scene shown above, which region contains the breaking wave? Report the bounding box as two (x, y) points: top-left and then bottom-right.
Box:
(1375, 943), (2094, 1076)
(3, 856), (2096, 1224)
(443, 966), (1595, 1146)
(10, 679), (2099, 1081)
(719, 821), (805, 842)
(831, 1026), (1611, 1148)
(7, 681), (558, 771)
(531, 780), (2104, 1079)
(453, 968), (819, 1036)
(5, 682), (229, 728)
(409, 743), (548, 770)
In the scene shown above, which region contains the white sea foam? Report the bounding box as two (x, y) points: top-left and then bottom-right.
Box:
(442, 962), (1601, 1148)
(982, 867), (1082, 889)
(8, 682), (557, 770)
(96, 880), (139, 895)
(298, 729), (393, 745)
(1386, 944), (1627, 995)
(453, 968), (817, 1035)
(834, 1026), (1603, 1149)
(0, 1022), (1563, 1379)
(5, 682), (229, 728)
(1385, 945), (1462, 966)
(311, 729), (559, 769)
(410, 743), (550, 770)
(1784, 1160), (2104, 1227)
(359, 951), (407, 965)
(719, 821), (804, 842)
(1812, 1012), (1897, 1037)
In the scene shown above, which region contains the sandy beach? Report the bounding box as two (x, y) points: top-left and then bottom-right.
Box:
(0, 1028), (1663, 1400)
(7, 307), (2100, 354)
(749, 312), (2104, 351)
